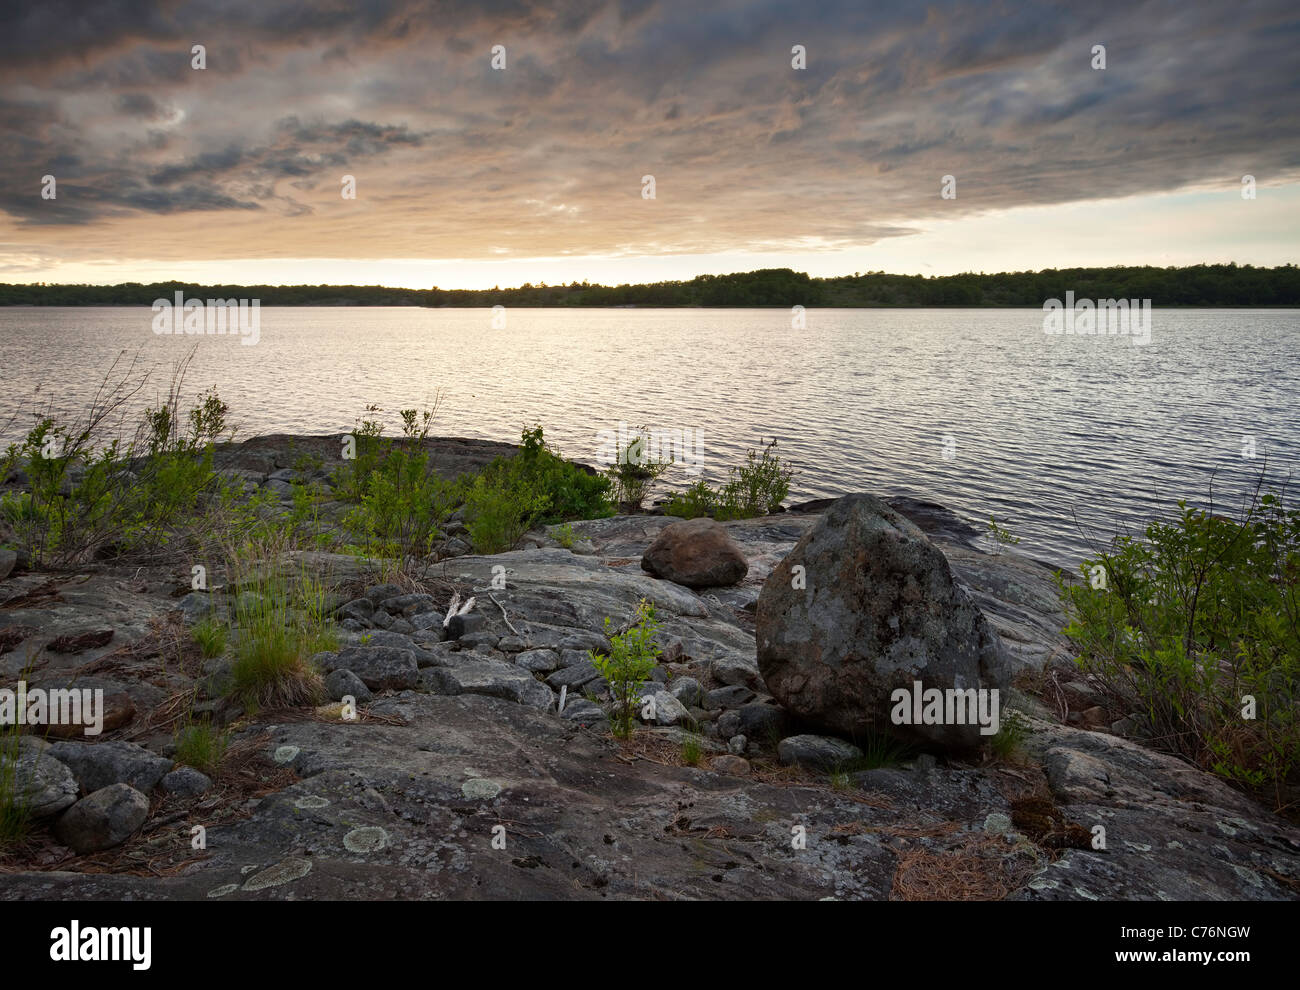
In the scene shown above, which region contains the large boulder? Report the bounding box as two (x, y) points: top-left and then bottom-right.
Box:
(641, 518), (748, 588)
(756, 494), (1007, 751)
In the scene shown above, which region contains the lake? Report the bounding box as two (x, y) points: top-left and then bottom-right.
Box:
(2, 306), (1296, 568)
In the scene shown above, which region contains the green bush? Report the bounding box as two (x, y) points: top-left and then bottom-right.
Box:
(173, 718), (229, 776)
(0, 359), (230, 567)
(1059, 487), (1300, 807)
(516, 426), (614, 524)
(226, 546), (334, 710)
(714, 439), (796, 519)
(464, 427), (613, 553)
(191, 616), (228, 659)
(664, 480), (717, 519)
(590, 599), (662, 739)
(603, 426), (672, 513)
(464, 467), (547, 555)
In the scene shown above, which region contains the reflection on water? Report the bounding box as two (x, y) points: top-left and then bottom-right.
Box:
(2, 306), (1296, 568)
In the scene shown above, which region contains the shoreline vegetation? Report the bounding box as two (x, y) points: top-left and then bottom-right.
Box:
(2, 359), (1296, 840)
(3, 263), (1299, 308)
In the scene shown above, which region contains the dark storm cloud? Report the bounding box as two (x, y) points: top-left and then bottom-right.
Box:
(0, 0), (1296, 260)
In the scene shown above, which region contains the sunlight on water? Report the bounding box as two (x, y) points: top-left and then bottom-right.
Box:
(2, 306), (1296, 568)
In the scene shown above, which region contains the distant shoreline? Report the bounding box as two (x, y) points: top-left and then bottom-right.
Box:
(3, 263), (1298, 308)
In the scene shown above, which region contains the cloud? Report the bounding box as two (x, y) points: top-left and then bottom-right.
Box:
(0, 0), (1296, 269)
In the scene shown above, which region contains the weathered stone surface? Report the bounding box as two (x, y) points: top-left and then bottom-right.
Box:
(778, 734), (865, 771)
(0, 548), (16, 581)
(161, 767), (212, 797)
(515, 648), (561, 673)
(422, 660), (555, 710)
(327, 647), (418, 692)
(0, 748), (78, 817)
(54, 783), (149, 853)
(757, 494), (1007, 751)
(644, 690), (691, 727)
(47, 740), (173, 794)
(641, 517), (748, 588)
(324, 668), (373, 704)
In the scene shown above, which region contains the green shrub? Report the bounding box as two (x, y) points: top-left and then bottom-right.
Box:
(988, 707), (1030, 760)
(173, 718), (229, 776)
(681, 733), (703, 766)
(516, 426), (614, 523)
(603, 426), (672, 513)
(987, 516), (1021, 555)
(1059, 487), (1300, 807)
(590, 599), (662, 739)
(0, 718), (33, 849)
(664, 480), (717, 519)
(226, 546), (333, 710)
(0, 356), (230, 567)
(554, 522), (577, 549)
(713, 439), (796, 520)
(464, 467), (548, 555)
(191, 616), (228, 658)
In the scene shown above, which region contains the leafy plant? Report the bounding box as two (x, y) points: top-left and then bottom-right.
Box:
(664, 480), (717, 519)
(604, 426), (672, 513)
(554, 522), (577, 549)
(988, 707), (1030, 760)
(714, 439), (796, 519)
(681, 733), (703, 767)
(590, 599), (662, 740)
(1059, 481), (1300, 808)
(987, 516), (1020, 555)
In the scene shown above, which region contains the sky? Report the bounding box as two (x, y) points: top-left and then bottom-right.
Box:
(2, 0), (1298, 289)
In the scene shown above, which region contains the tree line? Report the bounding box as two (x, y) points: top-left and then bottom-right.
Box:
(2, 264), (1297, 307)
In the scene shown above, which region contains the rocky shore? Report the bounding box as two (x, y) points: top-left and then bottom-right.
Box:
(0, 435), (1296, 900)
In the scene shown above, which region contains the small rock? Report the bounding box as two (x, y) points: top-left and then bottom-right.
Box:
(329, 646), (418, 691)
(705, 684), (755, 709)
(0, 748), (78, 817)
(644, 690), (691, 727)
(727, 734), (747, 755)
(777, 734), (865, 772)
(324, 668), (373, 703)
(54, 783), (149, 853)
(446, 611), (486, 639)
(668, 676), (705, 708)
(710, 755), (751, 775)
(515, 648), (562, 673)
(161, 767), (212, 796)
(545, 661), (602, 691)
